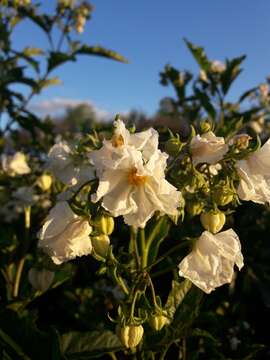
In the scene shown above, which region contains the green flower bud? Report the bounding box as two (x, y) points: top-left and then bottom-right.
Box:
(165, 137), (183, 156)
(149, 314), (169, 331)
(200, 211), (226, 234)
(213, 189), (234, 206)
(186, 200), (204, 216)
(116, 324), (144, 349)
(36, 174), (52, 192)
(200, 120), (212, 133)
(93, 215), (114, 235)
(91, 235), (110, 258)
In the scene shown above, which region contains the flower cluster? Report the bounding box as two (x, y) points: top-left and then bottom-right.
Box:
(3, 116), (269, 350)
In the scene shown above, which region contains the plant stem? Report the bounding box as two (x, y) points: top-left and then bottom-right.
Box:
(130, 290), (139, 320)
(13, 206), (31, 298)
(108, 352), (118, 360)
(147, 275), (159, 310)
(182, 338), (187, 360)
(140, 228), (147, 269)
(130, 226), (140, 268)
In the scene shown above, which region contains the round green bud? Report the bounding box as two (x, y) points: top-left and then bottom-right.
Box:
(165, 137), (183, 157)
(93, 215), (114, 235)
(186, 200), (204, 217)
(213, 189), (234, 206)
(91, 235), (110, 258)
(200, 120), (212, 133)
(149, 314), (169, 331)
(200, 211), (226, 234)
(116, 324), (144, 349)
(36, 174), (52, 192)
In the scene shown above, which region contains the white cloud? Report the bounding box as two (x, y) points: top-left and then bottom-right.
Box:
(29, 97), (111, 120)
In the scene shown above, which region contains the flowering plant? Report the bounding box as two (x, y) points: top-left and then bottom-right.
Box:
(0, 3), (270, 359)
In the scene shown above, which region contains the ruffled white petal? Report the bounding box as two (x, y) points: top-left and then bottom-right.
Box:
(178, 229), (243, 294)
(236, 139), (270, 204)
(190, 132), (228, 166)
(38, 202), (92, 264)
(2, 152), (31, 176)
(47, 141), (94, 186)
(90, 120), (182, 228)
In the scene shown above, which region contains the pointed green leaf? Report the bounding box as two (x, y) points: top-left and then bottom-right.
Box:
(61, 330), (123, 359)
(75, 45), (128, 63)
(165, 279), (192, 321)
(184, 39), (210, 71)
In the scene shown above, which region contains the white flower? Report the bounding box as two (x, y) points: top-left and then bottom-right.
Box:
(2, 152), (31, 176)
(47, 141), (94, 187)
(90, 120), (182, 228)
(190, 132), (228, 166)
(90, 119), (158, 176)
(236, 138), (270, 204)
(28, 268), (54, 292)
(38, 202), (92, 264)
(178, 229), (244, 294)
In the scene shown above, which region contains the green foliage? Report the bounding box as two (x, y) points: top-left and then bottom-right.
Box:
(0, 0), (126, 137)
(0, 9), (270, 359)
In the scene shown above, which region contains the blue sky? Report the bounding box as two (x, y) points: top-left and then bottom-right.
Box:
(13, 0), (270, 117)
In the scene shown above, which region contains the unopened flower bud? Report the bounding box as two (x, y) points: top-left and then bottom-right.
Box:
(149, 314), (169, 331)
(117, 324), (144, 349)
(165, 137), (183, 156)
(37, 174), (52, 191)
(28, 268), (54, 292)
(213, 188), (234, 206)
(200, 211), (226, 234)
(199, 69), (208, 82)
(91, 234), (110, 258)
(186, 200), (204, 216)
(93, 215), (114, 235)
(233, 134), (251, 150)
(200, 120), (212, 133)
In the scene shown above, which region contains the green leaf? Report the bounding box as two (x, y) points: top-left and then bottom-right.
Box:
(194, 88), (216, 119)
(0, 309), (61, 360)
(221, 55), (246, 95)
(172, 286), (203, 335)
(184, 39), (210, 71)
(18, 8), (53, 33)
(61, 330), (123, 359)
(146, 217), (171, 266)
(191, 328), (218, 343)
(75, 45), (128, 63)
(0, 329), (31, 360)
(47, 52), (76, 72)
(239, 87), (258, 103)
(165, 279), (192, 321)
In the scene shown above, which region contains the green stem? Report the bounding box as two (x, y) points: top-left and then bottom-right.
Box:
(130, 226), (140, 268)
(147, 275), (159, 310)
(13, 206), (31, 298)
(182, 337), (187, 360)
(140, 228), (147, 269)
(130, 290), (139, 321)
(108, 352), (118, 360)
(144, 241), (189, 272)
(112, 268), (129, 296)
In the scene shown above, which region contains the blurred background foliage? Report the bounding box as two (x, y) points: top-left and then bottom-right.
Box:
(0, 1), (270, 359)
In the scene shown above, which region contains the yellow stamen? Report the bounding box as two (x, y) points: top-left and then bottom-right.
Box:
(111, 134), (124, 148)
(128, 168), (147, 186)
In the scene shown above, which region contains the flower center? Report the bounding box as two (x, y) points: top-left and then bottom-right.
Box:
(111, 134), (124, 148)
(127, 168), (147, 186)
